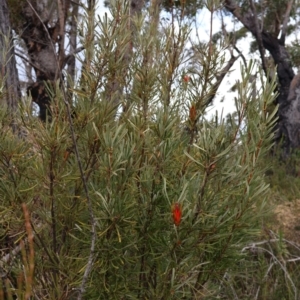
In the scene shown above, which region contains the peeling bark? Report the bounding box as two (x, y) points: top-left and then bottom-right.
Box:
(21, 1), (60, 120)
(9, 0), (73, 120)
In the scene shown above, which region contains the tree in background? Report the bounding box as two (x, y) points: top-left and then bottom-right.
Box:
(3, 0), (92, 120)
(0, 0), (146, 121)
(222, 0), (300, 157)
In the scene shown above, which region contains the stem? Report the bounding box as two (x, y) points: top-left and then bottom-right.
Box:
(50, 151), (57, 255)
(24, 3), (96, 298)
(49, 149), (58, 296)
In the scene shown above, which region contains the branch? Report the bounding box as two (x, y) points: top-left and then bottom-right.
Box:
(223, 0), (269, 45)
(223, 0), (291, 61)
(280, 0), (294, 44)
(223, 0), (255, 32)
(15, 52), (44, 78)
(249, 0), (267, 75)
(220, 14), (247, 68)
(234, 45), (247, 67)
(223, 0), (294, 104)
(64, 46), (85, 67)
(202, 53), (239, 108)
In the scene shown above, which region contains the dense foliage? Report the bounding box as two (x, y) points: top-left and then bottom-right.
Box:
(0, 2), (284, 299)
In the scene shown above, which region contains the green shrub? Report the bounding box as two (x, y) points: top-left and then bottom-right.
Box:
(0, 3), (279, 299)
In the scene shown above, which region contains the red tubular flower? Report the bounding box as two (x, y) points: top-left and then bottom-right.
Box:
(183, 75), (190, 82)
(172, 203), (182, 226)
(189, 104), (197, 123)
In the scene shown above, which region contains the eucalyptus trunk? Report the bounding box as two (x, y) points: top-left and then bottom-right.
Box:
(224, 0), (297, 156)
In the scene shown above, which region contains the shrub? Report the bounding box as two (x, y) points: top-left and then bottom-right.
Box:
(0, 3), (277, 299)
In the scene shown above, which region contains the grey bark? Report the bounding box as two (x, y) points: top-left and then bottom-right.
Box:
(284, 73), (300, 149)
(19, 0), (70, 120)
(22, 1), (59, 82)
(0, 0), (21, 125)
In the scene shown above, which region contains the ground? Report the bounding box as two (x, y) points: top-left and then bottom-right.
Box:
(274, 199), (300, 244)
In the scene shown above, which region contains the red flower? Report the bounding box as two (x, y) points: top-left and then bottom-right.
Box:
(183, 75), (190, 82)
(172, 203), (182, 226)
(189, 104), (197, 122)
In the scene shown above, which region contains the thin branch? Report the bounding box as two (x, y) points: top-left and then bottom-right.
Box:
(242, 237), (300, 252)
(0, 243), (22, 279)
(280, 0), (294, 44)
(15, 51), (45, 76)
(249, 0), (267, 75)
(287, 257), (300, 263)
(64, 46), (85, 67)
(22, 203), (34, 300)
(234, 45), (247, 67)
(220, 14), (247, 69)
(202, 53), (239, 108)
(31, 222), (58, 266)
(70, 0), (84, 6)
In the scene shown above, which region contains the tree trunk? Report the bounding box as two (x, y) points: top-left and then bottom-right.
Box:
(7, 0), (74, 121)
(20, 1), (60, 120)
(224, 0), (296, 155)
(0, 0), (21, 130)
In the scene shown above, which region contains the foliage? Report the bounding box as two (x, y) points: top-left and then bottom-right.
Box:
(0, 2), (282, 299)
(287, 41), (300, 68)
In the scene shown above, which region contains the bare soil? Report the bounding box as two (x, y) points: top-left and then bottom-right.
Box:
(274, 199), (300, 244)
